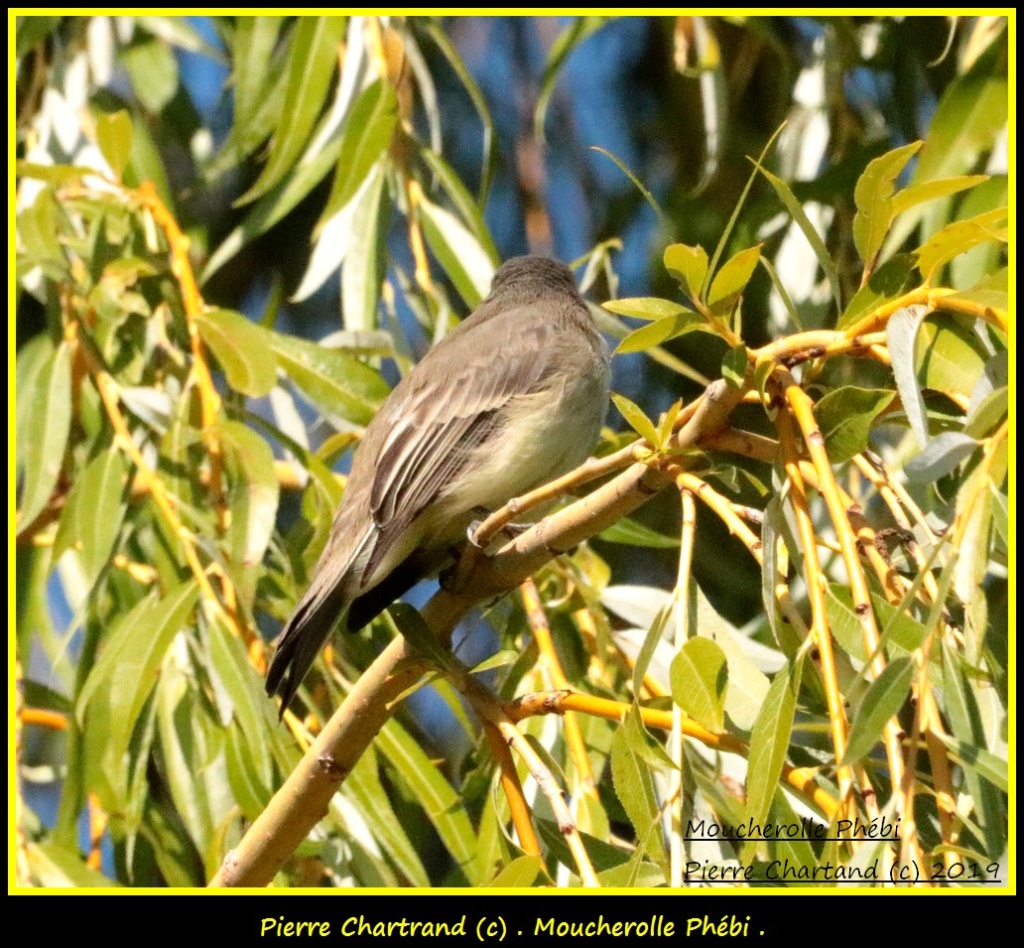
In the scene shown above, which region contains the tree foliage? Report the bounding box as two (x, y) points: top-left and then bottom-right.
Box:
(15, 15), (1008, 888)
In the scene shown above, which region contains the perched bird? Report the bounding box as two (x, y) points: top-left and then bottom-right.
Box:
(265, 256), (611, 712)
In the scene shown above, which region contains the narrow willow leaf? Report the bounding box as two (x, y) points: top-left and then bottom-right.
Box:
(376, 718), (477, 873)
(485, 855), (544, 887)
(195, 308), (278, 397)
(419, 22), (496, 204)
(757, 163), (842, 313)
(611, 392), (660, 446)
(418, 146), (499, 259)
(346, 746), (430, 887)
(941, 644), (1005, 857)
(965, 386), (1008, 440)
(223, 720), (271, 821)
(915, 206), (1008, 281)
(852, 142), (922, 267)
(122, 37), (180, 112)
(708, 244), (762, 314)
(603, 297), (693, 322)
(891, 174), (989, 217)
(341, 161), (388, 331)
(837, 253), (917, 331)
(670, 637), (728, 732)
(916, 313), (990, 403)
(814, 387), (895, 463)
(387, 602), (451, 670)
(25, 841), (120, 888)
(52, 445), (130, 585)
(591, 145), (665, 224)
(886, 304), (930, 447)
(269, 329), (389, 426)
(202, 132), (345, 280)
(219, 420), (279, 605)
(18, 338), (72, 532)
(946, 266), (1008, 313)
(887, 38), (1008, 252)
(238, 16), (346, 204)
(841, 657), (914, 766)
(905, 431), (979, 482)
(663, 243), (709, 302)
(231, 16), (286, 139)
(95, 109), (134, 179)
(318, 78), (398, 225)
(207, 618), (273, 786)
(936, 733), (1008, 793)
(744, 660), (798, 832)
(614, 310), (707, 355)
(77, 581), (201, 729)
(599, 516), (680, 549)
(418, 194), (495, 308)
(610, 708), (666, 870)
(533, 16), (610, 142)
(721, 344), (748, 388)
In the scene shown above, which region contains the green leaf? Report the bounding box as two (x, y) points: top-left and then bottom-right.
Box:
(195, 308), (278, 397)
(852, 142), (922, 267)
(886, 304), (930, 447)
(757, 163), (842, 313)
(708, 245), (762, 315)
(916, 312), (990, 403)
(614, 310), (707, 355)
(888, 35), (1008, 252)
(905, 431), (978, 482)
(609, 708), (666, 870)
(940, 644), (1005, 857)
(16, 15), (63, 56)
(419, 22), (497, 205)
(915, 206), (1008, 282)
(485, 855), (544, 887)
(17, 337), (72, 532)
(122, 37), (180, 112)
(318, 78), (398, 225)
(670, 637), (728, 732)
(346, 746), (430, 887)
(664, 243), (709, 303)
(533, 16), (610, 142)
(611, 392), (660, 447)
(891, 174), (989, 217)
(231, 16), (286, 138)
(77, 581), (200, 775)
(837, 253), (917, 331)
(95, 109), (134, 179)
(603, 297), (693, 322)
(52, 445), (130, 585)
(598, 516), (679, 549)
(936, 733), (1008, 793)
(721, 344), (748, 388)
(341, 162), (389, 331)
(591, 145), (665, 224)
(418, 146), (499, 260)
(269, 329), (389, 426)
(25, 841), (120, 888)
(218, 420), (279, 606)
(744, 660), (799, 836)
(387, 602), (451, 670)
(238, 16), (346, 204)
(814, 387), (895, 463)
(418, 194), (496, 308)
(841, 657), (914, 766)
(376, 718), (477, 874)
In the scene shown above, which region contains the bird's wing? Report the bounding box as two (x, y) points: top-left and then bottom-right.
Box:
(363, 308), (555, 579)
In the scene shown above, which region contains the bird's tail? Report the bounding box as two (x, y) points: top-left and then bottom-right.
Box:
(265, 579), (350, 718)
